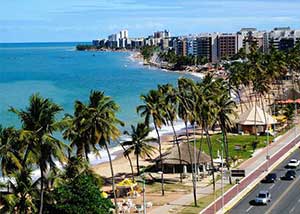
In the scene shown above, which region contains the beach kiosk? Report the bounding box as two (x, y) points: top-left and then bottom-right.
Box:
(116, 178), (137, 198)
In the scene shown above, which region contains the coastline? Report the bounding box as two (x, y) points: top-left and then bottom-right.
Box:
(127, 50), (206, 79)
(89, 50), (205, 174)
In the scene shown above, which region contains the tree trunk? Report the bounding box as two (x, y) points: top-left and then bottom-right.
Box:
(222, 125), (232, 184)
(197, 127), (204, 167)
(254, 93), (258, 140)
(121, 144), (135, 181)
(154, 122), (164, 196)
(136, 153), (140, 175)
(204, 122), (216, 192)
(104, 142), (117, 213)
(237, 90), (244, 113)
(170, 120), (183, 183)
(185, 122), (197, 207)
(39, 168), (44, 214)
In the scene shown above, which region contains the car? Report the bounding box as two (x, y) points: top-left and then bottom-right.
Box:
(255, 191), (271, 205)
(284, 170), (296, 180)
(287, 159), (300, 168)
(263, 173), (277, 183)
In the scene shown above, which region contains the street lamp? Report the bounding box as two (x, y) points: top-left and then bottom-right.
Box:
(137, 173), (148, 214)
(157, 171), (164, 196)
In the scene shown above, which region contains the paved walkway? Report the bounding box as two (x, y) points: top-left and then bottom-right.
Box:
(151, 125), (300, 214)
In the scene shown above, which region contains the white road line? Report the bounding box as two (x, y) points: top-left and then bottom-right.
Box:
(246, 206), (253, 212)
(289, 206), (295, 213)
(298, 198), (300, 203)
(269, 183), (275, 189)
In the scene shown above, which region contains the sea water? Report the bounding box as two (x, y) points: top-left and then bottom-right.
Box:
(0, 42), (196, 165)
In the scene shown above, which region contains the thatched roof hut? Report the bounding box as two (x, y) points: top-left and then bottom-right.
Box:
(154, 143), (211, 173)
(236, 105), (277, 134)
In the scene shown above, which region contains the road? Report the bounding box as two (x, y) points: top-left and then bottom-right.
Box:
(229, 150), (300, 214)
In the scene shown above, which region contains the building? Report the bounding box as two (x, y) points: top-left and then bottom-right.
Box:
(268, 27), (300, 52)
(154, 30), (170, 39)
(153, 143), (211, 173)
(238, 28), (268, 53)
(131, 38), (144, 49)
(119, 29), (128, 39)
(217, 33), (242, 59)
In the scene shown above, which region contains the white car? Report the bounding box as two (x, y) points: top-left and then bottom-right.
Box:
(255, 191), (271, 205)
(287, 159), (300, 168)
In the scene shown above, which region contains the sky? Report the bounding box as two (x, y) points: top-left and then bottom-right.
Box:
(1, 0), (300, 43)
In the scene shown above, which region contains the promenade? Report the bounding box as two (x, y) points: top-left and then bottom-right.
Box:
(151, 124), (300, 214)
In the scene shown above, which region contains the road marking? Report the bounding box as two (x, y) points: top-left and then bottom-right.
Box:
(266, 176), (300, 214)
(289, 206), (295, 213)
(246, 206), (253, 212)
(298, 198), (300, 203)
(269, 184), (275, 189)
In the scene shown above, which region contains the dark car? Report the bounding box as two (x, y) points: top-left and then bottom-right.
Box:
(263, 173), (277, 183)
(285, 170), (296, 180)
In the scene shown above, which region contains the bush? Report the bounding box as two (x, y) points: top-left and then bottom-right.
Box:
(46, 174), (113, 214)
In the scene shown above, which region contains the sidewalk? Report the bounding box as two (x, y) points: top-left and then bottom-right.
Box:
(151, 125), (300, 214)
(203, 125), (300, 214)
(151, 178), (228, 214)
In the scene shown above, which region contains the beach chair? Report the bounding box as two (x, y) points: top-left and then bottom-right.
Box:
(135, 204), (144, 214)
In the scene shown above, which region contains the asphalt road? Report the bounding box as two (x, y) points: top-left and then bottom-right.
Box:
(229, 150), (300, 214)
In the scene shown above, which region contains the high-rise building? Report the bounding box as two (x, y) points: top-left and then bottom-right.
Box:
(119, 29), (128, 39)
(154, 30), (170, 39)
(217, 33), (242, 59)
(238, 28), (268, 53)
(268, 27), (299, 52)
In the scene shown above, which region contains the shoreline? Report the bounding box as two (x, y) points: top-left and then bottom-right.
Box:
(77, 47), (206, 80)
(83, 49), (205, 173)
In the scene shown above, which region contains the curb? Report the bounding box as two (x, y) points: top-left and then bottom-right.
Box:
(200, 126), (300, 214)
(220, 139), (300, 213)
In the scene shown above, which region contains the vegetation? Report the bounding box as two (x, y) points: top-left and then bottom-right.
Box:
(0, 42), (299, 212)
(159, 50), (208, 69)
(48, 173), (113, 214)
(196, 134), (274, 160)
(140, 45), (159, 61)
(76, 45), (99, 51)
(122, 123), (157, 175)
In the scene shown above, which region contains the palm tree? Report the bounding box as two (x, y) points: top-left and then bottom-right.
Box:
(0, 167), (39, 214)
(63, 101), (98, 160)
(228, 62), (247, 112)
(120, 142), (135, 180)
(177, 77), (198, 206)
(122, 123), (156, 175)
(215, 83), (237, 184)
(196, 74), (220, 192)
(158, 84), (184, 182)
(10, 94), (67, 214)
(83, 90), (123, 211)
(137, 90), (166, 195)
(0, 126), (23, 176)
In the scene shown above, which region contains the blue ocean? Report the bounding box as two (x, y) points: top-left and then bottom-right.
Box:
(0, 42), (188, 129)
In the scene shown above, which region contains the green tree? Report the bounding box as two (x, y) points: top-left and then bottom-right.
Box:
(158, 84), (184, 182)
(137, 90), (166, 195)
(83, 91), (123, 211)
(10, 94), (67, 214)
(215, 82), (236, 184)
(177, 77), (198, 206)
(0, 166), (39, 214)
(63, 101), (98, 160)
(122, 123), (156, 175)
(49, 173), (113, 214)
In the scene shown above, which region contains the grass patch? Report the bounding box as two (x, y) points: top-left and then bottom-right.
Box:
(180, 184), (233, 214)
(195, 134), (274, 160)
(145, 182), (191, 194)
